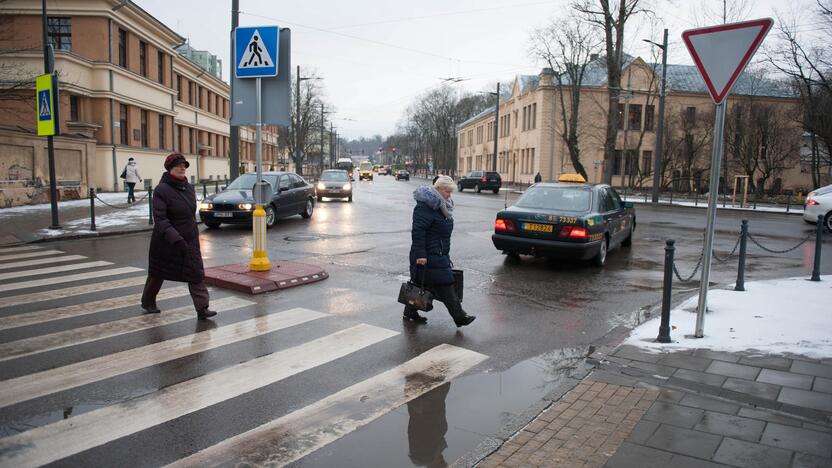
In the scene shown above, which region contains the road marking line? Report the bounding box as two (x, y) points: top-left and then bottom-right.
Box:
(0, 324), (398, 468)
(0, 246), (43, 255)
(0, 255), (88, 271)
(0, 296), (253, 363)
(0, 287), (191, 331)
(0, 275), (147, 308)
(0, 308), (328, 409)
(0, 261), (113, 282)
(0, 250), (64, 262)
(170, 344), (488, 468)
(0, 267), (143, 294)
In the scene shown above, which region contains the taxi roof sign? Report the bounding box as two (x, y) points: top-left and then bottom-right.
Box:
(558, 173), (586, 183)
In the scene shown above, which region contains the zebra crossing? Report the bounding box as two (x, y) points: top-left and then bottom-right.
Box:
(0, 245), (488, 467)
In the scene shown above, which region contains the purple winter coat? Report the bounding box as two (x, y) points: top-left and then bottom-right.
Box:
(147, 172), (204, 283)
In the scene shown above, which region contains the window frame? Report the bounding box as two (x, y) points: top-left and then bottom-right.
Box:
(47, 16), (72, 51)
(157, 51), (165, 84)
(628, 104), (642, 131)
(117, 28), (127, 68)
(139, 40), (147, 77)
(140, 110), (148, 147)
(158, 115), (166, 150)
(119, 104), (128, 145)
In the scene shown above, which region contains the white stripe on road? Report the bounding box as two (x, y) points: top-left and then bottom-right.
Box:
(170, 344), (488, 468)
(0, 249), (64, 262)
(0, 267), (142, 294)
(0, 255), (88, 271)
(0, 275), (147, 309)
(0, 246), (42, 255)
(0, 324), (398, 468)
(0, 296), (253, 363)
(0, 287), (190, 331)
(0, 308), (328, 409)
(0, 261), (112, 282)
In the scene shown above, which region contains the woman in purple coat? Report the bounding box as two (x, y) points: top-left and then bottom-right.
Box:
(141, 153), (216, 319)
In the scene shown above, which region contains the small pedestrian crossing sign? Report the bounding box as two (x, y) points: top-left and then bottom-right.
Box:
(35, 73), (57, 136)
(235, 26), (279, 78)
(38, 90), (51, 121)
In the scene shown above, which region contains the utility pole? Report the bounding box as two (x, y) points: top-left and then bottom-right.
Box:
(229, 0), (240, 180)
(493, 83), (500, 171)
(646, 29), (668, 203)
(330, 122), (334, 166)
(42, 0), (60, 228)
(295, 64), (301, 174)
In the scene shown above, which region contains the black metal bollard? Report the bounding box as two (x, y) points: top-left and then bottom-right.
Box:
(215, 180), (219, 193)
(148, 187), (154, 225)
(225, 176), (228, 187)
(786, 192), (792, 213)
(811, 215), (823, 281)
(657, 239), (675, 343)
(735, 219), (749, 291)
(89, 188), (96, 231)
(202, 182), (207, 199)
(670, 188), (674, 205)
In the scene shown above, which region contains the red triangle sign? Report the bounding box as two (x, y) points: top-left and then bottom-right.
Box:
(682, 18), (773, 105)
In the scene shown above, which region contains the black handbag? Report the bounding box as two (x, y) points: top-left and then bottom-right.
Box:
(452, 269), (463, 302)
(398, 267), (434, 312)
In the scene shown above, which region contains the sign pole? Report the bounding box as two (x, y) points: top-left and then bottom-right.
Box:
(694, 101), (726, 337)
(41, 0), (60, 229)
(250, 77), (270, 271)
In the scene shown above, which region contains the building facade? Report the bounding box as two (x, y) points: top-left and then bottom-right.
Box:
(0, 0), (279, 206)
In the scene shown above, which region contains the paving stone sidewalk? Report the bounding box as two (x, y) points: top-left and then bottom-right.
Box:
(477, 346), (832, 468)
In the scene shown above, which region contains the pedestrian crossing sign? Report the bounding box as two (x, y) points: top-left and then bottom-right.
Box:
(235, 26), (279, 78)
(35, 73), (57, 136)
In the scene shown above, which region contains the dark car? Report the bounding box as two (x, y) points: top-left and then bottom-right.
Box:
(199, 172), (315, 229)
(458, 170), (501, 193)
(316, 169), (352, 202)
(491, 179), (635, 266)
(395, 170), (410, 181)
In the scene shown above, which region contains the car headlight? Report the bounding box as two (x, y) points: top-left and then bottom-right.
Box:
(317, 182), (326, 190)
(343, 183), (351, 190)
(199, 202), (212, 210)
(238, 203), (253, 210)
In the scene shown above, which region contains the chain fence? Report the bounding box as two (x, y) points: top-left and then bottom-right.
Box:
(747, 232), (814, 254)
(93, 191), (149, 209)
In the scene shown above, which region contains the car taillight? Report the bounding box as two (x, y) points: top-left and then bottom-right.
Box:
(482, 176), (487, 183)
(806, 198), (819, 206)
(495, 219), (515, 232)
(559, 226), (588, 239)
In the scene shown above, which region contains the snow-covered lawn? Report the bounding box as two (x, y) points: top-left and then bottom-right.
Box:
(627, 276), (831, 358)
(0, 192), (141, 217)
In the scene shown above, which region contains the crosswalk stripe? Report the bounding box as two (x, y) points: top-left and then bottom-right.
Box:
(0, 260), (112, 282)
(0, 255), (88, 271)
(0, 286), (190, 331)
(0, 249), (64, 262)
(0, 245), (42, 254)
(0, 296), (253, 363)
(0, 267), (142, 294)
(169, 344), (488, 468)
(0, 308), (328, 409)
(0, 324), (398, 468)
(0, 275), (147, 309)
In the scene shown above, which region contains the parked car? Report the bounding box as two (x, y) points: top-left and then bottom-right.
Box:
(395, 170), (410, 181)
(199, 172), (315, 229)
(458, 170), (502, 193)
(316, 169), (352, 202)
(492, 175), (635, 266)
(804, 183), (832, 232)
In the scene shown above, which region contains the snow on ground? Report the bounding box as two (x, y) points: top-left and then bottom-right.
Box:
(0, 192), (141, 217)
(63, 202), (150, 228)
(622, 196), (803, 215)
(627, 276), (832, 358)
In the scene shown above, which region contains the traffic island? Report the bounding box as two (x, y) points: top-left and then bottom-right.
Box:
(204, 261), (328, 295)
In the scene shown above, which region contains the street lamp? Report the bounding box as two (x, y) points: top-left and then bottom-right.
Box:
(295, 65), (322, 175)
(480, 83), (500, 172)
(644, 29), (668, 204)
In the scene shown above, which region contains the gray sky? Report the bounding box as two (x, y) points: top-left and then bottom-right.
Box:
(136, 0), (816, 139)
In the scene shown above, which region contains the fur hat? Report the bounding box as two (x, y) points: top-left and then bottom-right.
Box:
(163, 152), (189, 171)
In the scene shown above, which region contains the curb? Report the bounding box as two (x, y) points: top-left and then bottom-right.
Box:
(29, 226), (155, 244)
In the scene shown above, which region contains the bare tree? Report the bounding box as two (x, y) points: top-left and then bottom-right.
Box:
(661, 107), (714, 192)
(693, 0), (753, 25)
(0, 3), (41, 115)
(287, 69), (328, 175)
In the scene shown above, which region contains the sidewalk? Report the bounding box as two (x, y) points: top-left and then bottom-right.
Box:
(477, 277), (832, 468)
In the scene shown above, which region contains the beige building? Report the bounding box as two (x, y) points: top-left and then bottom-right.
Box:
(0, 0), (279, 207)
(458, 57), (811, 192)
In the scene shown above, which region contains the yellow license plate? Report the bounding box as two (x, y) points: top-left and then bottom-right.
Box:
(523, 223), (553, 233)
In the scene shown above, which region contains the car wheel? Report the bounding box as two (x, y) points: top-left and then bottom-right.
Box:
(492, 188), (499, 194)
(458, 183), (464, 192)
(825, 211), (832, 233)
(317, 195), (323, 202)
(592, 236), (608, 267)
(301, 198), (314, 218)
(265, 204), (276, 229)
(205, 222), (221, 229)
(622, 224), (633, 247)
(475, 183), (481, 193)
(348, 195), (353, 202)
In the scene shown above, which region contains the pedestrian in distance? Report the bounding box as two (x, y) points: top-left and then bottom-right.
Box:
(534, 172), (542, 183)
(123, 157), (141, 203)
(405, 175), (476, 327)
(141, 152), (216, 319)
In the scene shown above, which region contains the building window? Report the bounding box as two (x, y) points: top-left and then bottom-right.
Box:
(175, 75), (182, 101)
(532, 103), (537, 129)
(140, 110), (148, 147)
(189, 127), (195, 154)
(624, 150), (638, 175)
(158, 115), (166, 149)
(215, 94), (220, 116)
(188, 82), (194, 106)
(476, 126), (483, 144)
(118, 28), (127, 68)
(119, 104), (128, 145)
(628, 104), (642, 131)
(685, 107), (697, 126)
(69, 95), (79, 121)
(645, 104), (655, 131)
(642, 151), (652, 175)
(222, 98), (227, 117)
(617, 104), (625, 130)
(612, 150), (622, 176)
(139, 41), (147, 77)
(157, 51), (165, 84)
(207, 91), (213, 113)
(47, 17), (72, 51)
(176, 124), (182, 152)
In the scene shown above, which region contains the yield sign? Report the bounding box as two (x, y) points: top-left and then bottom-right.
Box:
(682, 18), (773, 105)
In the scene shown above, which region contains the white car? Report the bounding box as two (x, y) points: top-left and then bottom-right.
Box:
(803, 183), (832, 232)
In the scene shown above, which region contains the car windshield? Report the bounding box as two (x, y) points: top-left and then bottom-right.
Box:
(516, 186), (592, 212)
(321, 171), (349, 181)
(225, 174), (278, 191)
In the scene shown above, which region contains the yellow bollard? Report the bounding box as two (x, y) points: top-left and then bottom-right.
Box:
(249, 204), (271, 271)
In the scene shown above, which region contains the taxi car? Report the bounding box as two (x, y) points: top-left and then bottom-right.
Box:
(358, 162), (374, 181)
(491, 174), (635, 266)
(803, 184), (832, 232)
(316, 169), (352, 202)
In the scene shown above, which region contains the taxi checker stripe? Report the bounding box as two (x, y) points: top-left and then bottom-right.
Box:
(0, 261), (112, 282)
(0, 267), (142, 294)
(0, 286), (191, 331)
(0, 255), (87, 271)
(0, 296), (254, 363)
(0, 308), (328, 409)
(0, 324), (398, 468)
(169, 344), (488, 468)
(0, 249), (64, 262)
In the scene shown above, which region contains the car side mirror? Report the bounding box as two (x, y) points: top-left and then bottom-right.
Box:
(624, 202), (634, 209)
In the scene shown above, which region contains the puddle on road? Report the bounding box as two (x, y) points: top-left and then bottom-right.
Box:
(293, 346), (589, 468)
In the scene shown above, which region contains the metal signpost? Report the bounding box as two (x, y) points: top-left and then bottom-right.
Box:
(234, 25), (280, 271)
(681, 18), (773, 337)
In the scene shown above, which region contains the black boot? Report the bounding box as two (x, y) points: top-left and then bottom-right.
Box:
(403, 307), (427, 324)
(454, 315), (476, 327)
(142, 304), (161, 314)
(197, 309), (217, 320)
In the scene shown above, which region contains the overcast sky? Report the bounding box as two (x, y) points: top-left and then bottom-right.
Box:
(136, 0), (816, 139)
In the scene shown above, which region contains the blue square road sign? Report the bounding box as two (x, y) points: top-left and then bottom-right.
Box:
(235, 26), (279, 78)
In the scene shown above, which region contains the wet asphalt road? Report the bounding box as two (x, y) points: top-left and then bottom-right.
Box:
(0, 175), (827, 467)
